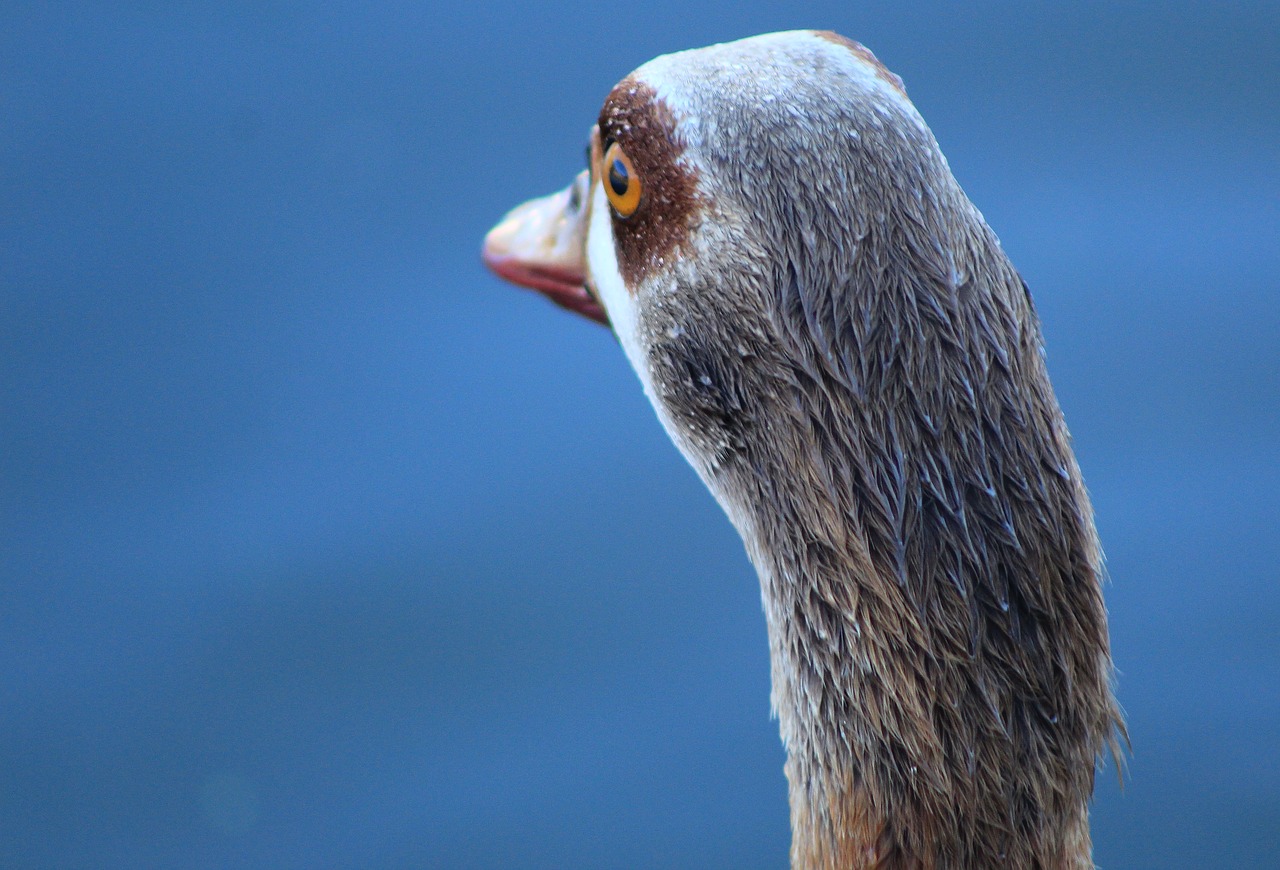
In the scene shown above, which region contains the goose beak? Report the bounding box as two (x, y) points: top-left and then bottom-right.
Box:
(482, 169), (608, 326)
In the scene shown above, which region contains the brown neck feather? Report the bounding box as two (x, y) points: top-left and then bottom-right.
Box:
(645, 214), (1122, 869)
(630, 59), (1123, 865)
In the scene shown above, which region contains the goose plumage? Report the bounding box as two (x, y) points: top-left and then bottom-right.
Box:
(483, 31), (1123, 870)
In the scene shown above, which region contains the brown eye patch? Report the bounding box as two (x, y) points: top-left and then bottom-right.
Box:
(596, 78), (701, 288)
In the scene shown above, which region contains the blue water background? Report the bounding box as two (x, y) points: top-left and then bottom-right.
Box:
(3, 2), (1278, 867)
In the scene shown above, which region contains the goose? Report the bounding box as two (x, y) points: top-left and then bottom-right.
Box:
(482, 31), (1123, 869)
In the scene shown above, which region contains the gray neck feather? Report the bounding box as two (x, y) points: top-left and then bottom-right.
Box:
(636, 68), (1121, 869)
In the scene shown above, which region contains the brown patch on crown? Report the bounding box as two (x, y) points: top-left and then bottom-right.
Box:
(812, 31), (907, 96)
(597, 77), (701, 289)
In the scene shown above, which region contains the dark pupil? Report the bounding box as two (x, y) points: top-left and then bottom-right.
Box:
(608, 159), (629, 197)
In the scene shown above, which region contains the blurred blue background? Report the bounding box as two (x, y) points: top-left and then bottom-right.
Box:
(3, 2), (1277, 867)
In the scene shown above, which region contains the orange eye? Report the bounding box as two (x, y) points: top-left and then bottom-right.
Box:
(602, 142), (641, 217)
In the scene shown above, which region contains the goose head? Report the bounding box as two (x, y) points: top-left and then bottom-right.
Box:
(484, 31), (1122, 870)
